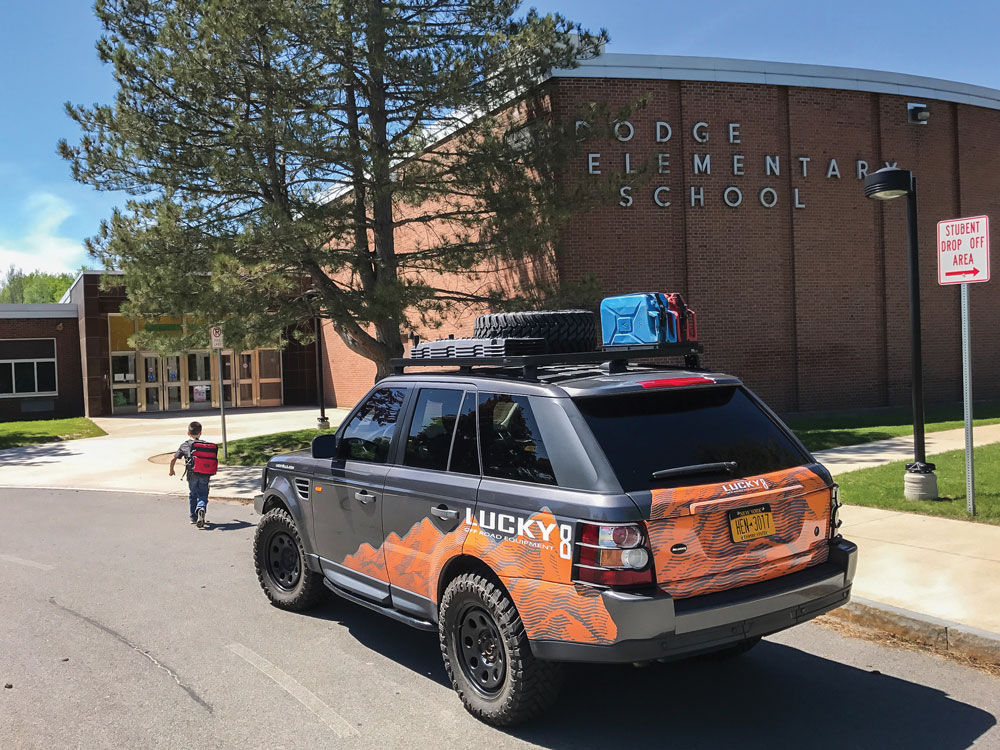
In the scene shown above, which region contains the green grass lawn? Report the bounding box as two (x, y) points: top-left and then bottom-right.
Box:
(838, 442), (1000, 525)
(220, 427), (334, 466)
(0, 417), (107, 450)
(786, 401), (1000, 452)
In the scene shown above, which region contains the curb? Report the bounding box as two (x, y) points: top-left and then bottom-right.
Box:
(0, 485), (256, 505)
(829, 597), (1000, 667)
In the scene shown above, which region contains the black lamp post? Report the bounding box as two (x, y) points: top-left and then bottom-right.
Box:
(303, 289), (329, 430)
(864, 166), (937, 499)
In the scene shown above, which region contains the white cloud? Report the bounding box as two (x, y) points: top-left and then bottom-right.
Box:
(0, 192), (90, 274)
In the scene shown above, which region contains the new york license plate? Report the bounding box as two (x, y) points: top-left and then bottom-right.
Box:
(728, 503), (776, 543)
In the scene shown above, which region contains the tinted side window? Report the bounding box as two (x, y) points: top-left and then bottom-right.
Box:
(341, 387), (407, 463)
(478, 393), (556, 485)
(404, 388), (463, 471)
(448, 391), (480, 475)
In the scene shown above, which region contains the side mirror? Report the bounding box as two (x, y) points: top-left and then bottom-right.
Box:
(311, 433), (339, 459)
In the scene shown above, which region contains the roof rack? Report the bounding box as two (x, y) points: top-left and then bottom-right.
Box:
(390, 342), (703, 380)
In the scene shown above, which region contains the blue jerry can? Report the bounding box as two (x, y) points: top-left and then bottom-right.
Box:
(600, 293), (678, 346)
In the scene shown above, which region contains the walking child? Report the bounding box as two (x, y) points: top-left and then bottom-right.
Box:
(168, 421), (218, 528)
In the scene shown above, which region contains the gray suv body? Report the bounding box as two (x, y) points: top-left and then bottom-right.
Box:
(253, 364), (857, 725)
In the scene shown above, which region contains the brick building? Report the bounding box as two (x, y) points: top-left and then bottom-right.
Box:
(322, 54), (1000, 414)
(0, 304), (83, 420)
(1, 271), (319, 419)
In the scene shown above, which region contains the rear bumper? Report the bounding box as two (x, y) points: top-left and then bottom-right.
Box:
(530, 538), (857, 663)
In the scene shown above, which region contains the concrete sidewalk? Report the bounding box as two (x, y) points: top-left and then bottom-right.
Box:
(813, 422), (1000, 475)
(0, 406), (349, 499)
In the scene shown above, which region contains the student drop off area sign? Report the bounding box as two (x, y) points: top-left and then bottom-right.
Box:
(937, 214), (991, 516)
(937, 215), (990, 285)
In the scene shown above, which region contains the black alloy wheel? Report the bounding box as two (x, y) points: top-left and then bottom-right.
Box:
(456, 604), (507, 696)
(439, 573), (563, 726)
(266, 530), (301, 591)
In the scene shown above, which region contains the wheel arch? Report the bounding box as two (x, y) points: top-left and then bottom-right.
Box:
(437, 554), (509, 611)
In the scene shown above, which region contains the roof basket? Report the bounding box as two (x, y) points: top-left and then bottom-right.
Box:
(391, 340), (703, 380)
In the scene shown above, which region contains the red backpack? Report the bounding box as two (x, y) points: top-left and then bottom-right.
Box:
(190, 441), (219, 476)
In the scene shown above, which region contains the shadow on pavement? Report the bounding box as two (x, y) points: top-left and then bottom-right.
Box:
(0, 440), (76, 466)
(304, 598), (995, 749)
(205, 519), (254, 532)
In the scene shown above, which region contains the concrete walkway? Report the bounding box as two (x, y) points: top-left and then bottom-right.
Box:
(0, 406), (349, 499)
(813, 422), (1000, 475)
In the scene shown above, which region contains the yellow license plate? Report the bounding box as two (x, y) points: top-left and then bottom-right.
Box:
(728, 504), (776, 543)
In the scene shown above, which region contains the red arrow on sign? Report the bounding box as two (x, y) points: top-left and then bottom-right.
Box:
(945, 268), (980, 277)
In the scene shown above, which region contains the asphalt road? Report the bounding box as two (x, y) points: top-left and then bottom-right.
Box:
(1, 488), (998, 750)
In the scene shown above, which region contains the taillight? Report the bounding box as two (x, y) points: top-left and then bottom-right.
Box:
(574, 522), (655, 588)
(830, 484), (843, 539)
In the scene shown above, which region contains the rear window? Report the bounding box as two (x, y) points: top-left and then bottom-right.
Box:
(574, 386), (809, 492)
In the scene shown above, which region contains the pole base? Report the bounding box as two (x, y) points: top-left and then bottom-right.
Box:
(903, 470), (938, 501)
(316, 416), (331, 430)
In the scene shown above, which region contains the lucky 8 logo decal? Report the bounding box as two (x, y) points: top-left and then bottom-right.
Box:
(465, 508), (574, 560)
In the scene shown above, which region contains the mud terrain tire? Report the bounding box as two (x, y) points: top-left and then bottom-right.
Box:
(439, 573), (563, 726)
(254, 508), (325, 611)
(473, 310), (596, 353)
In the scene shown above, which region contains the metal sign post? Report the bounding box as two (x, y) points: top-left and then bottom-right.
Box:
(960, 284), (974, 515)
(937, 215), (990, 516)
(210, 326), (228, 460)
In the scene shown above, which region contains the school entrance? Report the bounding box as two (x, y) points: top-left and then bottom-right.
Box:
(108, 314), (284, 414)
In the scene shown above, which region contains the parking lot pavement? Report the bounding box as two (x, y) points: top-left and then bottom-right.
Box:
(2, 488), (998, 749)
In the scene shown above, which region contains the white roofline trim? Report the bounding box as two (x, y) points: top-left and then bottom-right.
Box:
(550, 54), (1000, 111)
(0, 304), (79, 319)
(58, 269), (124, 304)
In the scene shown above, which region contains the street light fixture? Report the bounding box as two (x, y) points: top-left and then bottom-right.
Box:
(863, 166), (937, 500)
(303, 288), (330, 430)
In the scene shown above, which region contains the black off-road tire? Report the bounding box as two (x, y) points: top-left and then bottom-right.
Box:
(254, 508), (325, 611)
(439, 573), (563, 726)
(473, 310), (597, 354)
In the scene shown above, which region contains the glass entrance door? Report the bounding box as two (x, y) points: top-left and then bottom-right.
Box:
(187, 351), (213, 410)
(139, 353), (162, 412)
(219, 350), (235, 408)
(164, 355), (182, 410)
(237, 351), (256, 406)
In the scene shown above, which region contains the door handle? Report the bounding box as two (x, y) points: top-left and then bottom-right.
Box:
(354, 491), (376, 504)
(431, 506), (459, 521)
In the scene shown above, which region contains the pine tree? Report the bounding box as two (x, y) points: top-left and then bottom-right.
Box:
(60, 0), (609, 377)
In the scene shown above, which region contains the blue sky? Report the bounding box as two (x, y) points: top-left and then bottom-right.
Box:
(1, 0), (997, 274)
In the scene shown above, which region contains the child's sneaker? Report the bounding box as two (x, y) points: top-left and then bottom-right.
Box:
(196, 508), (206, 528)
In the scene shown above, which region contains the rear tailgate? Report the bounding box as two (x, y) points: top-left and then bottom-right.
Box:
(632, 465), (833, 598)
(571, 382), (834, 599)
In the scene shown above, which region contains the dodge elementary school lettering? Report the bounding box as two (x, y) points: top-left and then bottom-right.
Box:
(580, 119), (898, 209)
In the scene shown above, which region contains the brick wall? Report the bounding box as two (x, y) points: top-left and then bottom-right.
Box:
(0, 317), (83, 420)
(322, 77), (1000, 415)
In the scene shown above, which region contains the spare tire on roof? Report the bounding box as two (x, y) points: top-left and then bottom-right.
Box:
(472, 310), (597, 354)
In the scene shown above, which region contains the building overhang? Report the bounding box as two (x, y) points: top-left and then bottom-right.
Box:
(550, 53), (1000, 111)
(0, 304), (79, 319)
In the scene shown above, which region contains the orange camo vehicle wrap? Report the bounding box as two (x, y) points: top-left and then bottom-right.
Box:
(646, 465), (832, 599)
(341, 517), (469, 601)
(501, 577), (617, 645)
(339, 508), (575, 604)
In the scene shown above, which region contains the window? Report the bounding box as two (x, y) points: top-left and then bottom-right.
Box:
(404, 388), (463, 471)
(341, 387), (407, 464)
(478, 393), (555, 485)
(574, 386), (810, 492)
(449, 392), (480, 475)
(0, 339), (58, 398)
